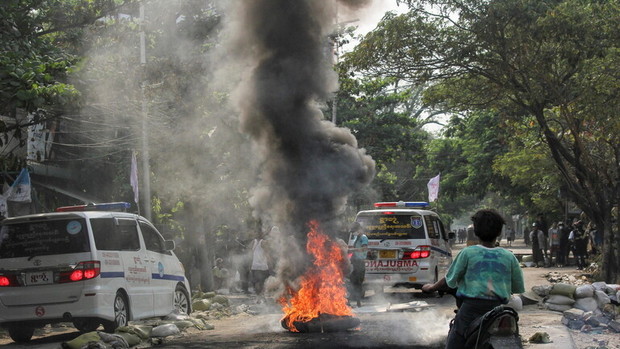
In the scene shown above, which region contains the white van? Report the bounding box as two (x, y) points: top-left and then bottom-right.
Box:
(350, 201), (453, 290)
(0, 202), (191, 343)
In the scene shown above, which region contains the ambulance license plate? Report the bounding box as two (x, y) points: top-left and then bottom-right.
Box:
(26, 271), (53, 285)
(379, 250), (396, 259)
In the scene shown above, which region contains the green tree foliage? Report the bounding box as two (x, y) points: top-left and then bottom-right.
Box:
(335, 67), (431, 202)
(349, 0), (620, 282)
(0, 0), (129, 125)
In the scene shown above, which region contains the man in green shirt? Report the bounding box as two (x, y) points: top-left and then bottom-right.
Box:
(422, 209), (525, 349)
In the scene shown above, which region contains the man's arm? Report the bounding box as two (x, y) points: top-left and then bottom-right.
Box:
(421, 277), (447, 293)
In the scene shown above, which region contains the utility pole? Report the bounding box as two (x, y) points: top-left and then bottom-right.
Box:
(140, 2), (152, 220)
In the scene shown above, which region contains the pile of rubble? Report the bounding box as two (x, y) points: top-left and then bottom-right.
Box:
(525, 279), (620, 335)
(59, 291), (257, 348)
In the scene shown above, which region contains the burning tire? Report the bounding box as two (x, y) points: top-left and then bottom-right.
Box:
(281, 313), (360, 333)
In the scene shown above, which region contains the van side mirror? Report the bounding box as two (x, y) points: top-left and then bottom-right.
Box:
(163, 240), (175, 251)
(448, 232), (456, 240)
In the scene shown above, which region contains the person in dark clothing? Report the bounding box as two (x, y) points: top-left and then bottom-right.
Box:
(557, 221), (570, 267)
(529, 223), (543, 267)
(570, 221), (588, 270)
(535, 213), (549, 240)
(523, 227), (530, 246)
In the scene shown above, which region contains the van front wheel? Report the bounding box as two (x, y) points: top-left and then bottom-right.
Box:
(174, 285), (191, 314)
(8, 326), (34, 343)
(103, 292), (129, 332)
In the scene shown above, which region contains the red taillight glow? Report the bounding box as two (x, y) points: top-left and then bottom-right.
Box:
(403, 246), (431, 259)
(60, 261), (101, 283)
(0, 276), (10, 287)
(70, 270), (84, 281)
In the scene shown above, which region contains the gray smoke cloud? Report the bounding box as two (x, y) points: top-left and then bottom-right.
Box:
(221, 0), (375, 286)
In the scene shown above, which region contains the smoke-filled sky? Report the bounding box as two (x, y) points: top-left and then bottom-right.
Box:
(219, 0), (375, 285)
(223, 0), (375, 234)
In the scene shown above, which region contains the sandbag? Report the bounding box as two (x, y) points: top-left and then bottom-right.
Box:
(113, 331), (142, 346)
(546, 294), (575, 306)
(549, 283), (577, 299)
(592, 281), (607, 292)
(575, 285), (595, 298)
(151, 323), (180, 337)
(192, 299), (211, 311)
(594, 290), (611, 308)
(116, 325), (152, 340)
(61, 332), (102, 349)
(98, 331), (130, 348)
(546, 303), (573, 312)
(574, 297), (598, 312)
(211, 295), (230, 306)
(532, 285), (553, 297)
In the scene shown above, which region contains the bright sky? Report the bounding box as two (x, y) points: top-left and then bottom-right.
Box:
(339, 0), (408, 52)
(339, 1), (445, 134)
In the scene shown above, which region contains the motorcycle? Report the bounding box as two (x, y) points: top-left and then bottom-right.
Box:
(435, 287), (523, 349)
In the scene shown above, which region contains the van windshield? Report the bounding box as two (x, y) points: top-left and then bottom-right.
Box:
(357, 213), (426, 240)
(0, 219), (90, 259)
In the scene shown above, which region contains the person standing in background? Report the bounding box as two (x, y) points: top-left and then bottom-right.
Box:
(530, 223), (542, 267)
(348, 222), (368, 307)
(506, 227), (515, 247)
(557, 221), (569, 267)
(570, 221), (588, 270)
(537, 224), (549, 267)
(548, 222), (560, 267)
(250, 228), (273, 300)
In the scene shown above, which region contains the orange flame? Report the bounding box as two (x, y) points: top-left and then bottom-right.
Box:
(279, 220), (353, 332)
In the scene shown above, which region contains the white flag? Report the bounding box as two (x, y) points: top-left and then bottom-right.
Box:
(130, 151), (139, 204)
(427, 173), (440, 203)
(8, 168), (32, 203)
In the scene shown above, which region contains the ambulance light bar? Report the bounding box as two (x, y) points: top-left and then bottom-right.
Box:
(56, 202), (131, 212)
(374, 201), (430, 208)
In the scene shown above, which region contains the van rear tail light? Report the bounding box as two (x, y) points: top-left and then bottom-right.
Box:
(0, 276), (9, 286)
(59, 261), (101, 283)
(0, 274), (20, 287)
(403, 246), (431, 259)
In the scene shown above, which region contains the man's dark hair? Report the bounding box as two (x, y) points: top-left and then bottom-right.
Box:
(471, 209), (505, 242)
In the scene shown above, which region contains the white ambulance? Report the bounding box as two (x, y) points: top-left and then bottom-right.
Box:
(350, 201), (453, 290)
(0, 202), (191, 343)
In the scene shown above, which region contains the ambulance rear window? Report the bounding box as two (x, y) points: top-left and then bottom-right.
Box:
(357, 214), (426, 240)
(0, 219), (90, 259)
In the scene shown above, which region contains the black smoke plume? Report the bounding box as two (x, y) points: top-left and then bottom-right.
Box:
(225, 0), (375, 285)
